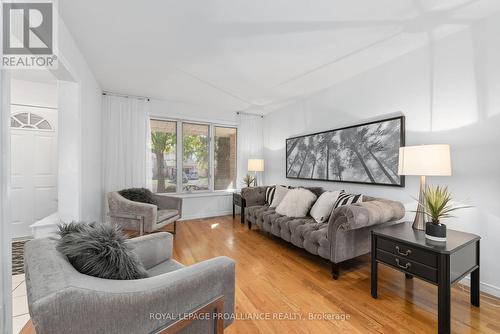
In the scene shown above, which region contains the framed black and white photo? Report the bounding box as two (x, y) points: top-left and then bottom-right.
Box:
(286, 116), (405, 187)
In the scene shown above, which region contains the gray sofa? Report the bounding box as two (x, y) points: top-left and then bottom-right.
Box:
(242, 186), (405, 279)
(24, 232), (235, 334)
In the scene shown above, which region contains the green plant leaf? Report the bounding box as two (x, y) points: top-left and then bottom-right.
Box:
(414, 185), (473, 223)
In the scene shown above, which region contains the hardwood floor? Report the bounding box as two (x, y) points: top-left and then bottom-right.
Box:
(168, 215), (500, 334)
(21, 215), (500, 333)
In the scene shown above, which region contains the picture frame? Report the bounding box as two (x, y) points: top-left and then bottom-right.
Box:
(286, 116), (405, 187)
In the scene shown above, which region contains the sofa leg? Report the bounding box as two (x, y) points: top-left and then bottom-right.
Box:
(331, 262), (340, 280)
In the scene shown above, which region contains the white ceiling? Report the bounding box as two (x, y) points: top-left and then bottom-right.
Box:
(59, 0), (500, 115)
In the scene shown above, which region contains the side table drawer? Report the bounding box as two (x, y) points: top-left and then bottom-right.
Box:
(377, 249), (437, 283)
(378, 237), (437, 268)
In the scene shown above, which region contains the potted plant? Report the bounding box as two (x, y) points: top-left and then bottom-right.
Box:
(242, 174), (255, 188)
(417, 185), (471, 242)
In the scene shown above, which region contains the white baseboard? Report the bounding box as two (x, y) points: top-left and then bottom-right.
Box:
(179, 210), (233, 221)
(459, 276), (500, 298)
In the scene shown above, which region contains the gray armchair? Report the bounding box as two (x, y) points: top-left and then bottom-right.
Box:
(107, 191), (182, 235)
(24, 232), (236, 334)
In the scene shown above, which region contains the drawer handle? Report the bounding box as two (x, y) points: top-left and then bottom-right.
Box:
(395, 258), (411, 270)
(395, 246), (412, 256)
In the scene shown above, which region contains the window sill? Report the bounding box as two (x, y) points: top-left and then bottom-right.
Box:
(158, 190), (235, 199)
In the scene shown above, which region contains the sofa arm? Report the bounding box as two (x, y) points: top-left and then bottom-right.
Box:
(154, 194), (183, 217)
(328, 198), (405, 233)
(241, 186), (267, 206)
(127, 232), (173, 269)
(32, 257), (236, 334)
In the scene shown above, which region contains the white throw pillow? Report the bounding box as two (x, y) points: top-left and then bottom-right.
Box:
(269, 185), (289, 208)
(276, 188), (317, 218)
(310, 191), (342, 223)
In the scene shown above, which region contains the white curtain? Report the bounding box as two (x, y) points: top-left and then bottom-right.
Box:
(237, 112), (264, 187)
(103, 95), (151, 193)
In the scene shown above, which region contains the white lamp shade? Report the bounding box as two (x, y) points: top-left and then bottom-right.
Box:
(398, 145), (451, 176)
(248, 159), (265, 172)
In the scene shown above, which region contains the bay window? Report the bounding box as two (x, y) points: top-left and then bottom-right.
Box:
(150, 118), (237, 193)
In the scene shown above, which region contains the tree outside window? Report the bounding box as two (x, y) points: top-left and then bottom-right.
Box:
(182, 123), (209, 191)
(151, 120), (176, 193)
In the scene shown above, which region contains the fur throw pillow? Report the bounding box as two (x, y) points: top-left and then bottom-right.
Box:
(57, 222), (149, 280)
(119, 188), (158, 206)
(276, 188), (317, 218)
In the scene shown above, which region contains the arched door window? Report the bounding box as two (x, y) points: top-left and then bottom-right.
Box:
(10, 112), (53, 130)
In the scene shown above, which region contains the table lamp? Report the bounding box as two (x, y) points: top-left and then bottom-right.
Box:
(398, 145), (452, 230)
(248, 159), (264, 186)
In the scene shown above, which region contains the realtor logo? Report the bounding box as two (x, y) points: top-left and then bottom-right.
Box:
(2, 1), (58, 68)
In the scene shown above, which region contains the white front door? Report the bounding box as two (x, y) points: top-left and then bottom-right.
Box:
(10, 105), (58, 238)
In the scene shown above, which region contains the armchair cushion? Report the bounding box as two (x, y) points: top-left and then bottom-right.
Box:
(127, 232), (173, 269)
(157, 209), (179, 222)
(56, 222), (149, 280)
(119, 188), (158, 206)
(147, 259), (184, 276)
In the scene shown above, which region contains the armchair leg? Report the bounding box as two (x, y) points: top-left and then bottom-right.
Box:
(331, 262), (340, 280)
(139, 217), (144, 236)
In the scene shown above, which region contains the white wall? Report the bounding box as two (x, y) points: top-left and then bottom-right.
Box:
(57, 18), (103, 222)
(176, 193), (233, 221)
(149, 98), (237, 125)
(263, 15), (500, 295)
(11, 79), (58, 108)
(1, 69), (13, 334)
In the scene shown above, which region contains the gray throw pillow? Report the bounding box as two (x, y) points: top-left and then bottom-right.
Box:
(119, 188), (158, 206)
(57, 222), (149, 280)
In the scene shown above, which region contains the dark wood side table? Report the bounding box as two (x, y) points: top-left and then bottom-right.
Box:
(232, 192), (246, 225)
(371, 222), (480, 334)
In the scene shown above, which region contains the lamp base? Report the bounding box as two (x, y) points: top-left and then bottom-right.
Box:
(412, 175), (426, 230)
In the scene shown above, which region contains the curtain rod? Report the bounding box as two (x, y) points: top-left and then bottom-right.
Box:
(236, 111), (264, 118)
(102, 91), (150, 101)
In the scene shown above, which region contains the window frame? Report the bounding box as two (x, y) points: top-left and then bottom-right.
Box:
(213, 125), (238, 191)
(150, 117), (237, 194)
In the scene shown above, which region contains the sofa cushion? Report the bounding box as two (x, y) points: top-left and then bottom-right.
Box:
(56, 222), (149, 280)
(269, 185), (289, 208)
(118, 188), (158, 206)
(270, 215), (295, 237)
(280, 217), (314, 242)
(310, 190), (342, 223)
(262, 211), (282, 232)
(276, 188), (317, 218)
(246, 205), (264, 220)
